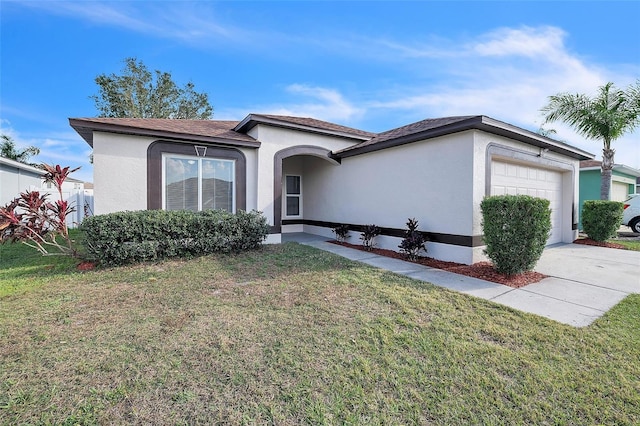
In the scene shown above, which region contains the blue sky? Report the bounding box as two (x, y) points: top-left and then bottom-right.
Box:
(1, 0), (639, 183)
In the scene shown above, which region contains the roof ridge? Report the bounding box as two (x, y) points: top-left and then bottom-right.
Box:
(235, 113), (375, 140)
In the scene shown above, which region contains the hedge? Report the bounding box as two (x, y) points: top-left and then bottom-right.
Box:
(581, 200), (624, 242)
(81, 209), (270, 266)
(481, 195), (551, 276)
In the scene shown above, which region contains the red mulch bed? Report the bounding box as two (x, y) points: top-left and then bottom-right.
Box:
(77, 261), (96, 271)
(331, 241), (546, 288)
(573, 238), (627, 249)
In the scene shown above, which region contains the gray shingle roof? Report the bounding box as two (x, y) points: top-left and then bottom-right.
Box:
(68, 114), (594, 161)
(234, 114), (375, 140)
(337, 116), (477, 154)
(335, 115), (593, 160)
(69, 117), (259, 147)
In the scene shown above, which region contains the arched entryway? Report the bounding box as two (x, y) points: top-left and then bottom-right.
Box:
(272, 145), (340, 234)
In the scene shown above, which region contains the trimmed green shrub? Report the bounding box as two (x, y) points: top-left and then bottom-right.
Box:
(581, 200), (624, 241)
(481, 195), (551, 276)
(81, 209), (269, 266)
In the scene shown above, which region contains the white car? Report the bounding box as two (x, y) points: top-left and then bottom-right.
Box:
(623, 194), (640, 233)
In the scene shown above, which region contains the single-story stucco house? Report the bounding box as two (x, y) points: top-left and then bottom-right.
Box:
(69, 114), (593, 264)
(578, 160), (640, 229)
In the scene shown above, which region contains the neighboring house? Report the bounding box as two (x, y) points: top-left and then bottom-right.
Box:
(578, 160), (640, 229)
(0, 156), (44, 206)
(69, 114), (593, 264)
(0, 156), (92, 228)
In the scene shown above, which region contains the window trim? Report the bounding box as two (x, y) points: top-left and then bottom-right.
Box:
(147, 141), (246, 211)
(284, 174), (302, 218)
(162, 154), (236, 212)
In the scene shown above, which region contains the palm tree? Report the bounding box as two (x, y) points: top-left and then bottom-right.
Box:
(0, 134), (40, 165)
(541, 81), (640, 200)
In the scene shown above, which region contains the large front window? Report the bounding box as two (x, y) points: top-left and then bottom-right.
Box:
(163, 155), (235, 212)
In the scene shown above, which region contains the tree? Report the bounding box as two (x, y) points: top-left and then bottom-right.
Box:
(0, 134), (40, 165)
(541, 81), (640, 200)
(91, 57), (213, 119)
(536, 127), (557, 138)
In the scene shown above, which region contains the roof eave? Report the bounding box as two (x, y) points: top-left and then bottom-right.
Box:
(477, 116), (594, 161)
(0, 156), (46, 175)
(613, 164), (640, 177)
(336, 115), (594, 161)
(579, 167), (602, 172)
(336, 116), (484, 158)
(235, 114), (372, 142)
(69, 118), (261, 149)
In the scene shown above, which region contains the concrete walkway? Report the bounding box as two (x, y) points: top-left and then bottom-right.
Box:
(283, 233), (640, 327)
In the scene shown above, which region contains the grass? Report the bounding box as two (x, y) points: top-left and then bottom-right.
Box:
(1, 239), (639, 424)
(610, 239), (640, 251)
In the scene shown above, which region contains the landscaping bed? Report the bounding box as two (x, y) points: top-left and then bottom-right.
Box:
(573, 238), (628, 249)
(331, 241), (546, 288)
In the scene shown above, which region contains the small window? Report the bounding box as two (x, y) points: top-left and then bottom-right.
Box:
(285, 175), (301, 217)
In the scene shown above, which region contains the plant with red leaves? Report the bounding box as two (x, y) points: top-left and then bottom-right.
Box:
(0, 164), (81, 257)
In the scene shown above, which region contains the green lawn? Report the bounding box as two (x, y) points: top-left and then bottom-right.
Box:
(1, 240), (639, 424)
(610, 239), (640, 251)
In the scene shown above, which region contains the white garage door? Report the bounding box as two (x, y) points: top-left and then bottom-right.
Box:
(491, 160), (563, 245)
(611, 181), (629, 202)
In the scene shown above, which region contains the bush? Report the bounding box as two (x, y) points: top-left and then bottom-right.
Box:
(81, 209), (269, 266)
(398, 218), (427, 261)
(0, 164), (81, 257)
(360, 224), (380, 251)
(332, 224), (350, 243)
(481, 195), (551, 276)
(582, 200), (624, 241)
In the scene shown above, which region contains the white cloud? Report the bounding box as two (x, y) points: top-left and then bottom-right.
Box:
(214, 23), (640, 168)
(471, 26), (567, 59)
(363, 26), (640, 168)
(279, 84), (364, 121)
(217, 84), (365, 125)
(17, 1), (249, 46)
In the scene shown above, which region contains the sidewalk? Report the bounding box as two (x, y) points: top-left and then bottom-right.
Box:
(288, 234), (640, 327)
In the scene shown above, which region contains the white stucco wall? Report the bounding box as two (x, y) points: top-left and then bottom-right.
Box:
(92, 132), (258, 215)
(92, 132), (152, 215)
(0, 163), (43, 206)
(250, 124), (359, 226)
(299, 132), (477, 263)
(280, 129), (580, 264)
(242, 148), (258, 212)
(304, 132), (475, 231)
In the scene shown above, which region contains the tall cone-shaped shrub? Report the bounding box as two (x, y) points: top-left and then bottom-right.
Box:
(481, 195), (551, 276)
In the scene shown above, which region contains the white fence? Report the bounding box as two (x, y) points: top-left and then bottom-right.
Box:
(33, 187), (94, 229)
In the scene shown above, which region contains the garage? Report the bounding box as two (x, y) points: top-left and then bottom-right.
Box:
(611, 180), (630, 202)
(491, 160), (564, 245)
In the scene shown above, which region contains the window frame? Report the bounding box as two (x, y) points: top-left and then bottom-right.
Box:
(284, 174), (302, 218)
(147, 141), (246, 212)
(162, 153), (236, 212)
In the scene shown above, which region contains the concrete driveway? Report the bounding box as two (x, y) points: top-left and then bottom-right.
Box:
(490, 244), (640, 326)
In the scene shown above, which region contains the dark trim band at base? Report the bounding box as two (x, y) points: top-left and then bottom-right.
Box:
(279, 219), (484, 248)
